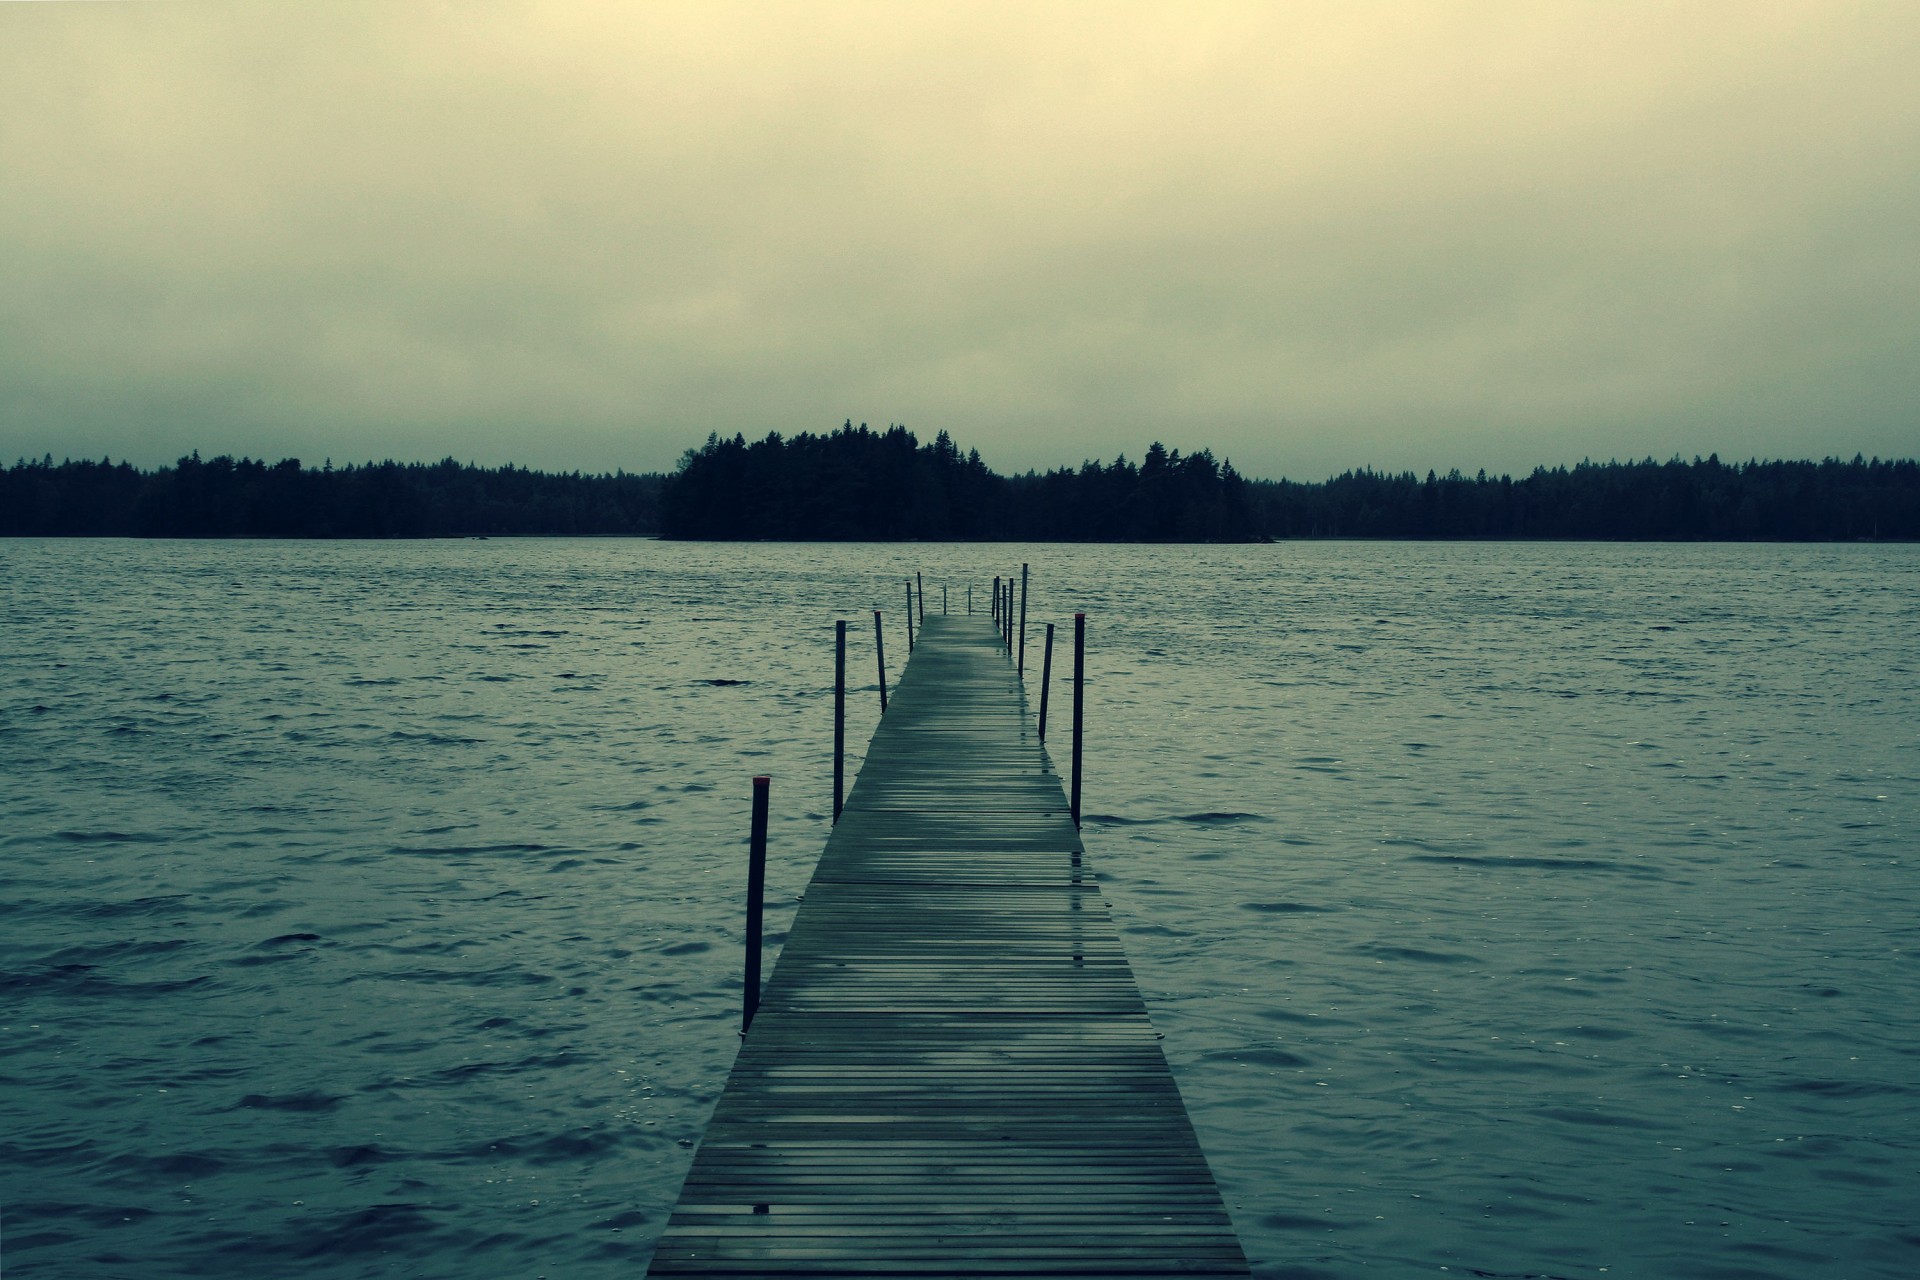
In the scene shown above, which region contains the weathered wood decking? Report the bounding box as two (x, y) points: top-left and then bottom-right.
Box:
(646, 614), (1250, 1277)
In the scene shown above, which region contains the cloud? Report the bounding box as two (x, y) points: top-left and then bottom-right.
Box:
(3, 1), (1918, 479)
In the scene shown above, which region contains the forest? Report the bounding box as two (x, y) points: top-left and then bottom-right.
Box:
(659, 424), (1259, 541)
(659, 425), (1917, 541)
(1247, 455), (1920, 541)
(0, 453), (663, 537)
(3, 431), (1915, 540)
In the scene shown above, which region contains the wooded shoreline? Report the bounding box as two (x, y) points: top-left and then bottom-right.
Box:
(5, 428), (1915, 540)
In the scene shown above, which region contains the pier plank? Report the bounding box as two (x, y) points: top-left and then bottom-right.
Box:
(646, 614), (1249, 1278)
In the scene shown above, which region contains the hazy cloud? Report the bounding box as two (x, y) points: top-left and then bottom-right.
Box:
(4, 1), (1918, 478)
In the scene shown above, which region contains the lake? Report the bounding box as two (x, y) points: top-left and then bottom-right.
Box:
(2, 538), (1915, 1278)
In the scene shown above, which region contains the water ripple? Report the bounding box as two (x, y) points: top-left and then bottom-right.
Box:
(0, 538), (1914, 1279)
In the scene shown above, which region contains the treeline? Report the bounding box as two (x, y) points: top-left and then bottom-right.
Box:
(661, 424), (1260, 541)
(0, 453), (663, 537)
(1249, 456), (1920, 540)
(5, 440), (1916, 540)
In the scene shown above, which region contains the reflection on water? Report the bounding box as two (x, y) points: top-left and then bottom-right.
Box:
(1, 538), (1915, 1278)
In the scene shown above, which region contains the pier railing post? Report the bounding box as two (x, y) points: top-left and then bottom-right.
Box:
(873, 610), (888, 712)
(743, 775), (769, 1034)
(1018, 563), (1029, 676)
(993, 576), (1000, 626)
(943, 584), (948, 615)
(1071, 613), (1085, 828)
(833, 621), (846, 823)
(917, 572), (925, 623)
(906, 581), (915, 653)
(1038, 622), (1054, 742)
(1006, 573), (1015, 654)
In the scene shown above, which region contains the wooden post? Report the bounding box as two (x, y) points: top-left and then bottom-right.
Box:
(905, 581), (915, 653)
(1005, 576), (1015, 654)
(1071, 613), (1085, 828)
(743, 775), (769, 1034)
(833, 621), (846, 823)
(968, 583), (973, 614)
(993, 576), (1000, 625)
(917, 572), (925, 623)
(1018, 563), (1029, 676)
(873, 610), (888, 712)
(943, 584), (948, 615)
(1038, 622), (1054, 742)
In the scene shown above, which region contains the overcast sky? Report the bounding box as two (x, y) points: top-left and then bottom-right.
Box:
(4, 2), (1918, 480)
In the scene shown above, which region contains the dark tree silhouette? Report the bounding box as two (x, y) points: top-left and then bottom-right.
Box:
(5, 442), (1913, 540)
(0, 454), (663, 537)
(659, 423), (1262, 541)
(1244, 455), (1919, 541)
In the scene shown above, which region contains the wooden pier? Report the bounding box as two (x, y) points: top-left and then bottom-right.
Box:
(646, 614), (1250, 1277)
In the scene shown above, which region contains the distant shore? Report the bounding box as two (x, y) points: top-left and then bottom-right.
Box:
(5, 442), (1915, 541)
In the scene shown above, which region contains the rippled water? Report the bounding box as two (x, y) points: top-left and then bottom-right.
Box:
(2, 538), (1915, 1278)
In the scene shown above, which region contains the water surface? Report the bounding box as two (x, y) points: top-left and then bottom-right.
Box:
(2, 539), (1915, 1278)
